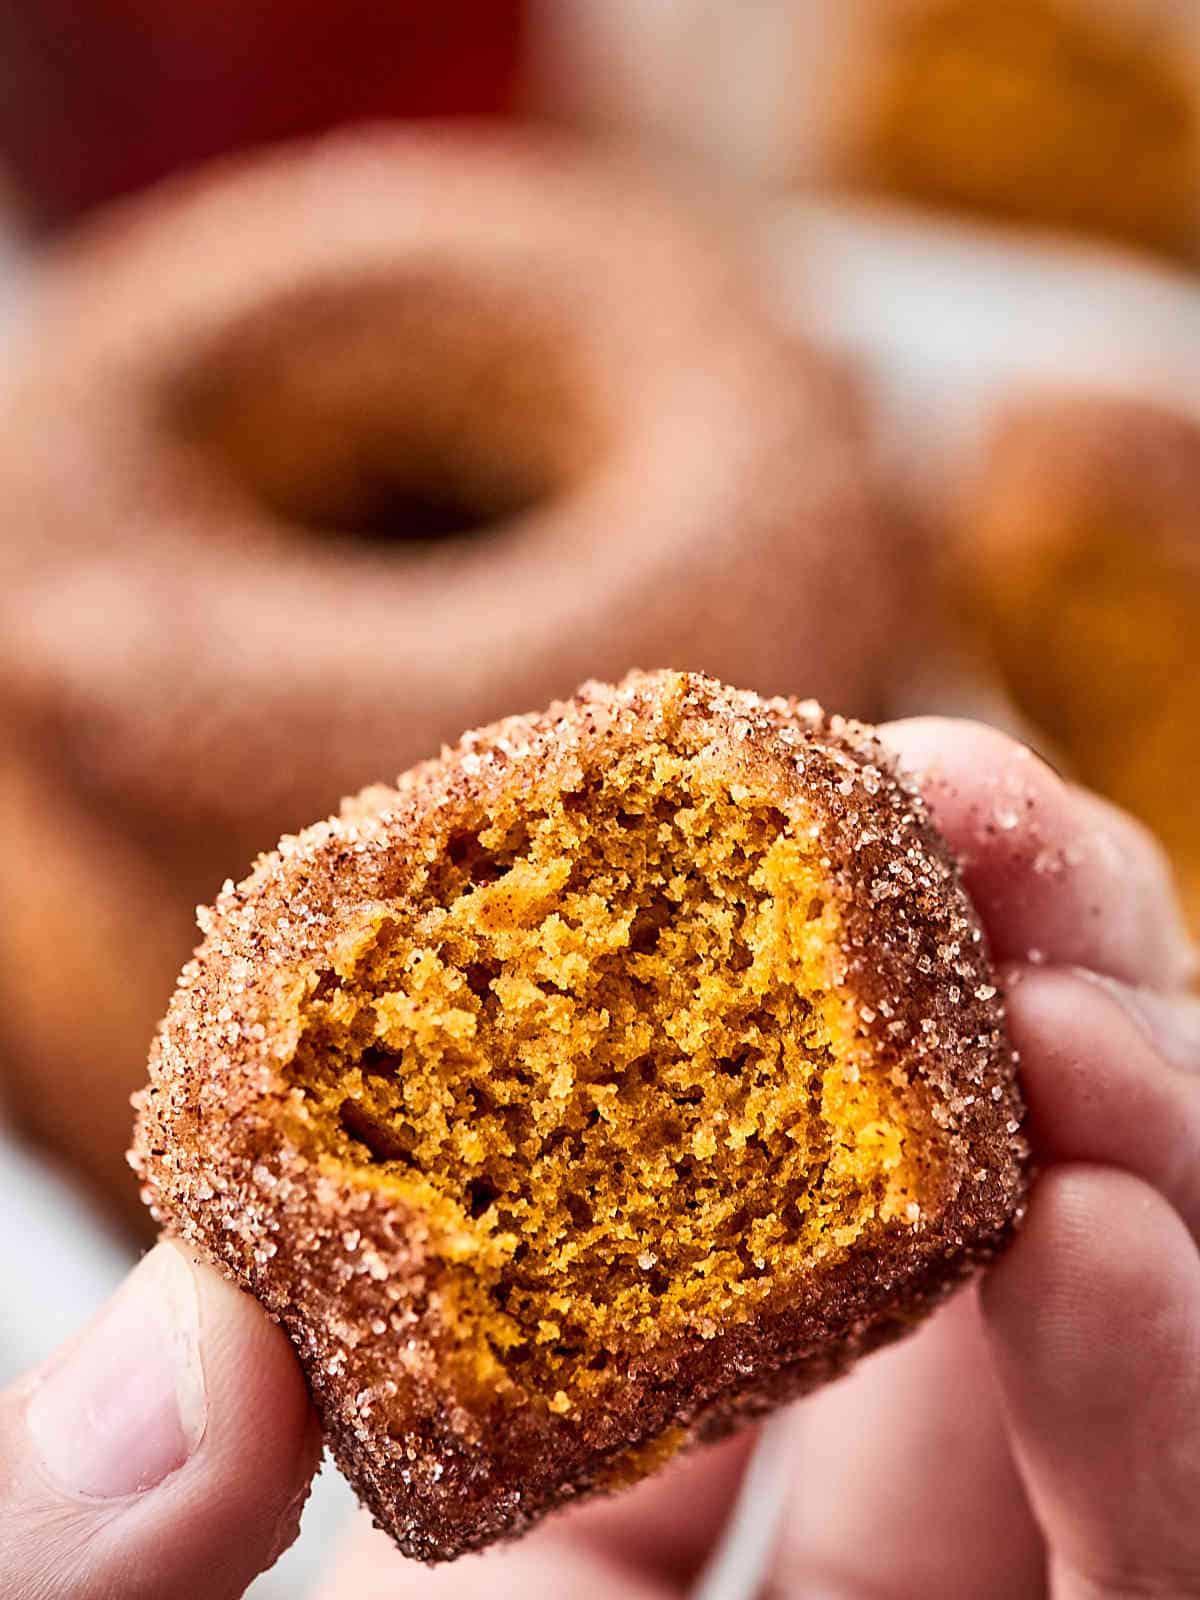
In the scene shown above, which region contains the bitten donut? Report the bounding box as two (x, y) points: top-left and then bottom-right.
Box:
(132, 671), (1026, 1561)
(963, 392), (1200, 933)
(0, 129), (915, 1226)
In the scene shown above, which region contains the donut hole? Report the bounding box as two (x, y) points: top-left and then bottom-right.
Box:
(169, 278), (606, 547)
(284, 740), (936, 1400)
(285, 478), (529, 547)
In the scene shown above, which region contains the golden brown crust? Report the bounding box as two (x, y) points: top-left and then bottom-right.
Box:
(132, 670), (1026, 1561)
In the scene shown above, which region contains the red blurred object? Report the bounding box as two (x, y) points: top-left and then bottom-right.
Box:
(0, 1), (526, 228)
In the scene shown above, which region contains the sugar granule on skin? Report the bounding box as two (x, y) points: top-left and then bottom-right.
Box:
(131, 670), (1027, 1562)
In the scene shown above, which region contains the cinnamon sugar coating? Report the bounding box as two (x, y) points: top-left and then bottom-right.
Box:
(131, 671), (1026, 1560)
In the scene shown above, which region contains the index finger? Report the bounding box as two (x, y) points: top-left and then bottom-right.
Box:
(881, 718), (1196, 990)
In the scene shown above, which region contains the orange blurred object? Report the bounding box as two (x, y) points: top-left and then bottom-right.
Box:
(0, 1), (526, 226)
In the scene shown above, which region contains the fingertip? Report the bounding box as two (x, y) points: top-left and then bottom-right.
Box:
(173, 1240), (312, 1420)
(879, 716), (1071, 904)
(0, 1241), (321, 1600)
(169, 1240), (321, 1520)
(1003, 967), (1200, 1234)
(981, 1164), (1195, 1363)
(1067, 791), (1196, 991)
(880, 715), (1056, 787)
(119, 1242), (322, 1595)
(879, 718), (1195, 987)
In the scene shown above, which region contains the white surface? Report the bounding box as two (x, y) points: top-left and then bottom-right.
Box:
(0, 1132), (131, 1385)
(761, 197), (1200, 505)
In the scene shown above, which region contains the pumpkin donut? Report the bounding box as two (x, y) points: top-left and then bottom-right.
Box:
(0, 128), (914, 1225)
(836, 0), (1200, 263)
(132, 670), (1026, 1561)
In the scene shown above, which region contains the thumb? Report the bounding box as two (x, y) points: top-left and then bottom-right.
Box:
(0, 1240), (321, 1600)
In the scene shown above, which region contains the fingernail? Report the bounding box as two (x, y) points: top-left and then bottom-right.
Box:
(27, 1242), (207, 1499)
(1074, 970), (1200, 1074)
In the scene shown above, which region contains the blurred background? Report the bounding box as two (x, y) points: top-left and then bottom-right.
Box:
(1, 2), (1197, 1593)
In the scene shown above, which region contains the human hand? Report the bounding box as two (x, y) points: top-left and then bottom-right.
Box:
(310, 719), (1200, 1599)
(2, 719), (1195, 1600)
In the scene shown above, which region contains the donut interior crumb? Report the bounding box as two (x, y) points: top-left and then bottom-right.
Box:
(280, 743), (935, 1401)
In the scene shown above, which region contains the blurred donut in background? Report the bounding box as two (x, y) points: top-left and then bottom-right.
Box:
(827, 0), (1200, 264)
(961, 392), (1200, 933)
(0, 127), (917, 1229)
(544, 0), (1200, 264)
